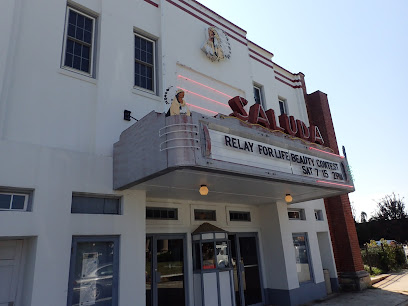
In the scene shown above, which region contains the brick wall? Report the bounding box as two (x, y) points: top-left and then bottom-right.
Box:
(303, 82), (364, 273)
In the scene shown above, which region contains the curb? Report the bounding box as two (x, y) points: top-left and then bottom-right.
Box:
(371, 274), (390, 285)
(300, 293), (341, 305)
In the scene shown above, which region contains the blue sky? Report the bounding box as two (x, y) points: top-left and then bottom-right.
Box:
(199, 0), (408, 220)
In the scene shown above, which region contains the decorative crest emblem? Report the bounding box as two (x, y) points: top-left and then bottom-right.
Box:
(201, 26), (231, 62)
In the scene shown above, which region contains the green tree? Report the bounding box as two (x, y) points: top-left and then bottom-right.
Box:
(371, 193), (407, 221)
(350, 202), (357, 222)
(360, 211), (367, 223)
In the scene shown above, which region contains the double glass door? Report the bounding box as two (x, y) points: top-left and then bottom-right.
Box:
(146, 235), (186, 306)
(229, 234), (263, 306)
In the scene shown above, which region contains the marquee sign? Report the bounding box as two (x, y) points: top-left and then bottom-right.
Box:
(228, 96), (324, 145)
(209, 129), (347, 183)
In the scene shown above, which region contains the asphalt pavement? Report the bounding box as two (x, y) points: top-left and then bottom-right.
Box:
(306, 270), (408, 306)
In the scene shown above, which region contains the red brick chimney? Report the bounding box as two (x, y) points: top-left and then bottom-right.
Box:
(299, 74), (371, 290)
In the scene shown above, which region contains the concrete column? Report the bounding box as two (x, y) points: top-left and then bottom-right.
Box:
(259, 203), (298, 305)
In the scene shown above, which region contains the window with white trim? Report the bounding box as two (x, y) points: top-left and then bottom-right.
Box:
(229, 211), (251, 222)
(293, 233), (313, 283)
(194, 209), (216, 221)
(134, 33), (155, 92)
(62, 6), (96, 76)
(253, 85), (264, 107)
(278, 98), (287, 115)
(146, 207), (178, 220)
(315, 209), (324, 221)
(288, 209), (305, 220)
(0, 192), (29, 211)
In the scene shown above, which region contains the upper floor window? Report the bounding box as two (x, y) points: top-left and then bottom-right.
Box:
(71, 195), (121, 215)
(0, 192), (29, 211)
(253, 85), (263, 106)
(279, 98), (287, 115)
(62, 6), (96, 76)
(134, 33), (155, 92)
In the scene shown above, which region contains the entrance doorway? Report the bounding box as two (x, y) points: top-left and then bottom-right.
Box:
(0, 240), (23, 306)
(146, 235), (187, 306)
(229, 234), (263, 306)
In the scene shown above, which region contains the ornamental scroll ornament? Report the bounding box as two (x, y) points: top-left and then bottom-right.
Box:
(201, 26), (231, 62)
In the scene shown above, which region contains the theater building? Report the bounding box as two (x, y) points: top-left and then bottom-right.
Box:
(0, 0), (369, 305)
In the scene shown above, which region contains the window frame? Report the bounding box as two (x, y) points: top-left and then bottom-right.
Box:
(292, 233), (314, 284)
(61, 6), (96, 77)
(0, 192), (29, 211)
(134, 32), (156, 93)
(229, 211), (251, 222)
(146, 207), (178, 220)
(288, 209), (306, 220)
(71, 194), (122, 215)
(314, 209), (324, 221)
(66, 236), (120, 306)
(194, 209), (216, 221)
(278, 97), (287, 115)
(253, 84), (264, 107)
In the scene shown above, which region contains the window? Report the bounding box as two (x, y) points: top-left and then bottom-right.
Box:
(253, 85), (263, 106)
(279, 98), (287, 115)
(229, 211), (251, 222)
(62, 6), (96, 76)
(134, 33), (155, 91)
(293, 233), (312, 283)
(202, 242), (216, 269)
(315, 210), (324, 221)
(216, 241), (230, 268)
(146, 207), (178, 220)
(0, 192), (29, 211)
(66, 236), (119, 306)
(71, 195), (121, 214)
(288, 209), (305, 220)
(194, 209), (216, 221)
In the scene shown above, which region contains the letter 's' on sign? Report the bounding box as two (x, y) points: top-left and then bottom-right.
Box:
(227, 96), (324, 145)
(228, 96), (249, 121)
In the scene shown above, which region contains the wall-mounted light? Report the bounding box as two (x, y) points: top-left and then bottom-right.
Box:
(199, 185), (209, 196)
(285, 194), (293, 203)
(124, 110), (138, 122)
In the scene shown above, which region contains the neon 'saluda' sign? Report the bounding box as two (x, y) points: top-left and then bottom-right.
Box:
(228, 96), (325, 145)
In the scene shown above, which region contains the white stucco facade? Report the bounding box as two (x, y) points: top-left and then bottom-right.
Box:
(0, 1), (346, 305)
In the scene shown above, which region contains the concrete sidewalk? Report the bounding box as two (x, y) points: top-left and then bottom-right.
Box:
(305, 270), (408, 306)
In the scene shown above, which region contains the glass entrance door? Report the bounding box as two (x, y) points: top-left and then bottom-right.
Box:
(146, 235), (186, 306)
(228, 234), (263, 306)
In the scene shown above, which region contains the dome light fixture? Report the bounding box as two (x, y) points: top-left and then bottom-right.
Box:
(285, 194), (293, 203)
(199, 185), (209, 196)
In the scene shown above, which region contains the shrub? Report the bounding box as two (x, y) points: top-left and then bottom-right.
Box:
(364, 265), (383, 276)
(361, 239), (406, 273)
